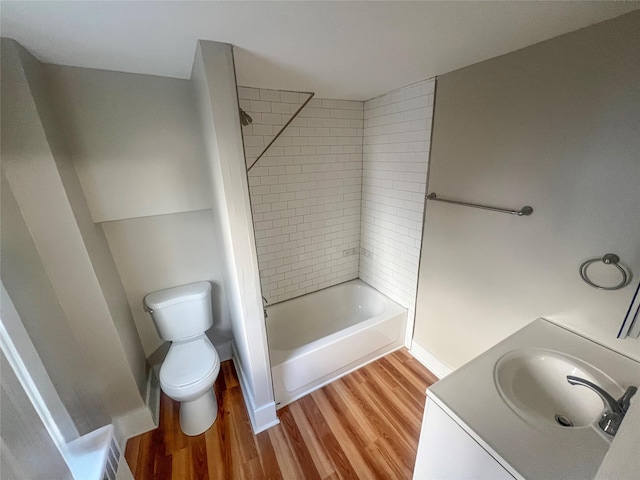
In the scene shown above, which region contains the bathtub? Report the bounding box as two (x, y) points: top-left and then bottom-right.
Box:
(266, 279), (407, 408)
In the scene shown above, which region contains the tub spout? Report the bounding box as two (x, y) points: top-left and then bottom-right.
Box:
(262, 296), (268, 319)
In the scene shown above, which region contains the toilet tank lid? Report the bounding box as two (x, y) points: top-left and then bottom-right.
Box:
(144, 281), (211, 310)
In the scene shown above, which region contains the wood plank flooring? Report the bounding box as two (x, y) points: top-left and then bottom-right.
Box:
(125, 349), (438, 479)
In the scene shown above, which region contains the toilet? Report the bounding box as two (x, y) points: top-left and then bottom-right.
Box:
(144, 281), (220, 436)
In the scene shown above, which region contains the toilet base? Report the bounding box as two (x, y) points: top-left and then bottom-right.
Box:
(178, 389), (218, 436)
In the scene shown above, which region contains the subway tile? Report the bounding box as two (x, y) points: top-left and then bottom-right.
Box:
(274, 136), (292, 147)
(276, 156), (295, 166)
(300, 146), (316, 155)
(359, 79), (434, 323)
(404, 84), (424, 100)
(243, 87), (435, 303)
(284, 146), (301, 156)
(245, 146), (263, 158)
(421, 80), (436, 95)
(262, 113), (284, 125)
(250, 100), (272, 113)
(260, 89), (281, 102)
(273, 218), (288, 228)
(238, 86), (260, 100)
(281, 91), (301, 103)
(282, 126), (300, 137)
(252, 124), (275, 136)
(244, 135), (265, 147)
(291, 116), (308, 128)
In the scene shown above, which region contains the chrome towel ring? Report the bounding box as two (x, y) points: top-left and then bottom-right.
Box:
(579, 254), (628, 290)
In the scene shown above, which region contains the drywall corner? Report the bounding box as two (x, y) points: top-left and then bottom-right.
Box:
(191, 39), (276, 432)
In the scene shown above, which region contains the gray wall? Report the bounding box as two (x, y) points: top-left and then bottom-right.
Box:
(414, 11), (640, 369)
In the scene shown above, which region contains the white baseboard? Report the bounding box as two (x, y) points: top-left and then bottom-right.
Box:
(409, 340), (453, 379)
(231, 344), (279, 434)
(113, 367), (159, 447)
(114, 405), (156, 447)
(116, 458), (134, 480)
(145, 366), (161, 427)
(252, 402), (280, 432)
(215, 339), (233, 362)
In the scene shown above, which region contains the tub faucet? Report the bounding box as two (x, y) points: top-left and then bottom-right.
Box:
(567, 375), (637, 436)
(262, 296), (268, 319)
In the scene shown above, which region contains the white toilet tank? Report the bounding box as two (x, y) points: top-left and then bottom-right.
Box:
(144, 281), (213, 341)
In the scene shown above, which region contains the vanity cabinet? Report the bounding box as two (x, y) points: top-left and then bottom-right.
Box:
(413, 397), (515, 480)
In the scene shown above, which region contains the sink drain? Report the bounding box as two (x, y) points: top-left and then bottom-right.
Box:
(555, 414), (573, 427)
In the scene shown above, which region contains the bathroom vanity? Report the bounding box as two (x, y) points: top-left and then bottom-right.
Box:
(413, 319), (640, 479)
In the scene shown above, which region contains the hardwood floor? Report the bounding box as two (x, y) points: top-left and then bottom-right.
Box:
(125, 349), (438, 479)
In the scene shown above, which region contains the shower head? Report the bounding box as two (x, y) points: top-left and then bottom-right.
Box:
(239, 108), (253, 126)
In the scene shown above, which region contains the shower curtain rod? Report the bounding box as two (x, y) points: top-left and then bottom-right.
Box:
(247, 92), (315, 172)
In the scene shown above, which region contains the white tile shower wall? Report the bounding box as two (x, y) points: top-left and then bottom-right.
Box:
(359, 79), (435, 345)
(246, 95), (364, 304)
(237, 87), (310, 169)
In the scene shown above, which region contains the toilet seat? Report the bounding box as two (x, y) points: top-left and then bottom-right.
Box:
(160, 337), (220, 400)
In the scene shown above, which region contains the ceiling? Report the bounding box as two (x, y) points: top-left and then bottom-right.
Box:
(2, 1), (639, 100)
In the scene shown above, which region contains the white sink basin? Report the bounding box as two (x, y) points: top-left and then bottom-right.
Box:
(494, 348), (622, 429)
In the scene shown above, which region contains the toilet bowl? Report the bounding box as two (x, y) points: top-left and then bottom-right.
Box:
(144, 281), (221, 436)
(160, 335), (220, 436)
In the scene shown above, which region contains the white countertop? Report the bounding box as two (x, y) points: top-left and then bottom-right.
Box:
(595, 400), (640, 479)
(427, 319), (640, 480)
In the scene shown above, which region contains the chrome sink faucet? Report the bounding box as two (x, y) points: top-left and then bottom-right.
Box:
(567, 375), (637, 436)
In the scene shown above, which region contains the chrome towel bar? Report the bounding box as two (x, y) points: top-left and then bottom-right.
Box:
(426, 193), (533, 216)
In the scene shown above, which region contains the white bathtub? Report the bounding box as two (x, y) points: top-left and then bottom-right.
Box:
(266, 279), (407, 408)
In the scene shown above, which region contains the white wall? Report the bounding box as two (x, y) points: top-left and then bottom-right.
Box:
(360, 79), (435, 346)
(414, 12), (640, 370)
(1, 39), (151, 440)
(101, 210), (232, 357)
(192, 41), (277, 433)
(1, 176), (110, 436)
(1, 350), (73, 480)
(244, 93), (364, 304)
(45, 64), (233, 361)
(45, 65), (212, 223)
(27, 58), (148, 397)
